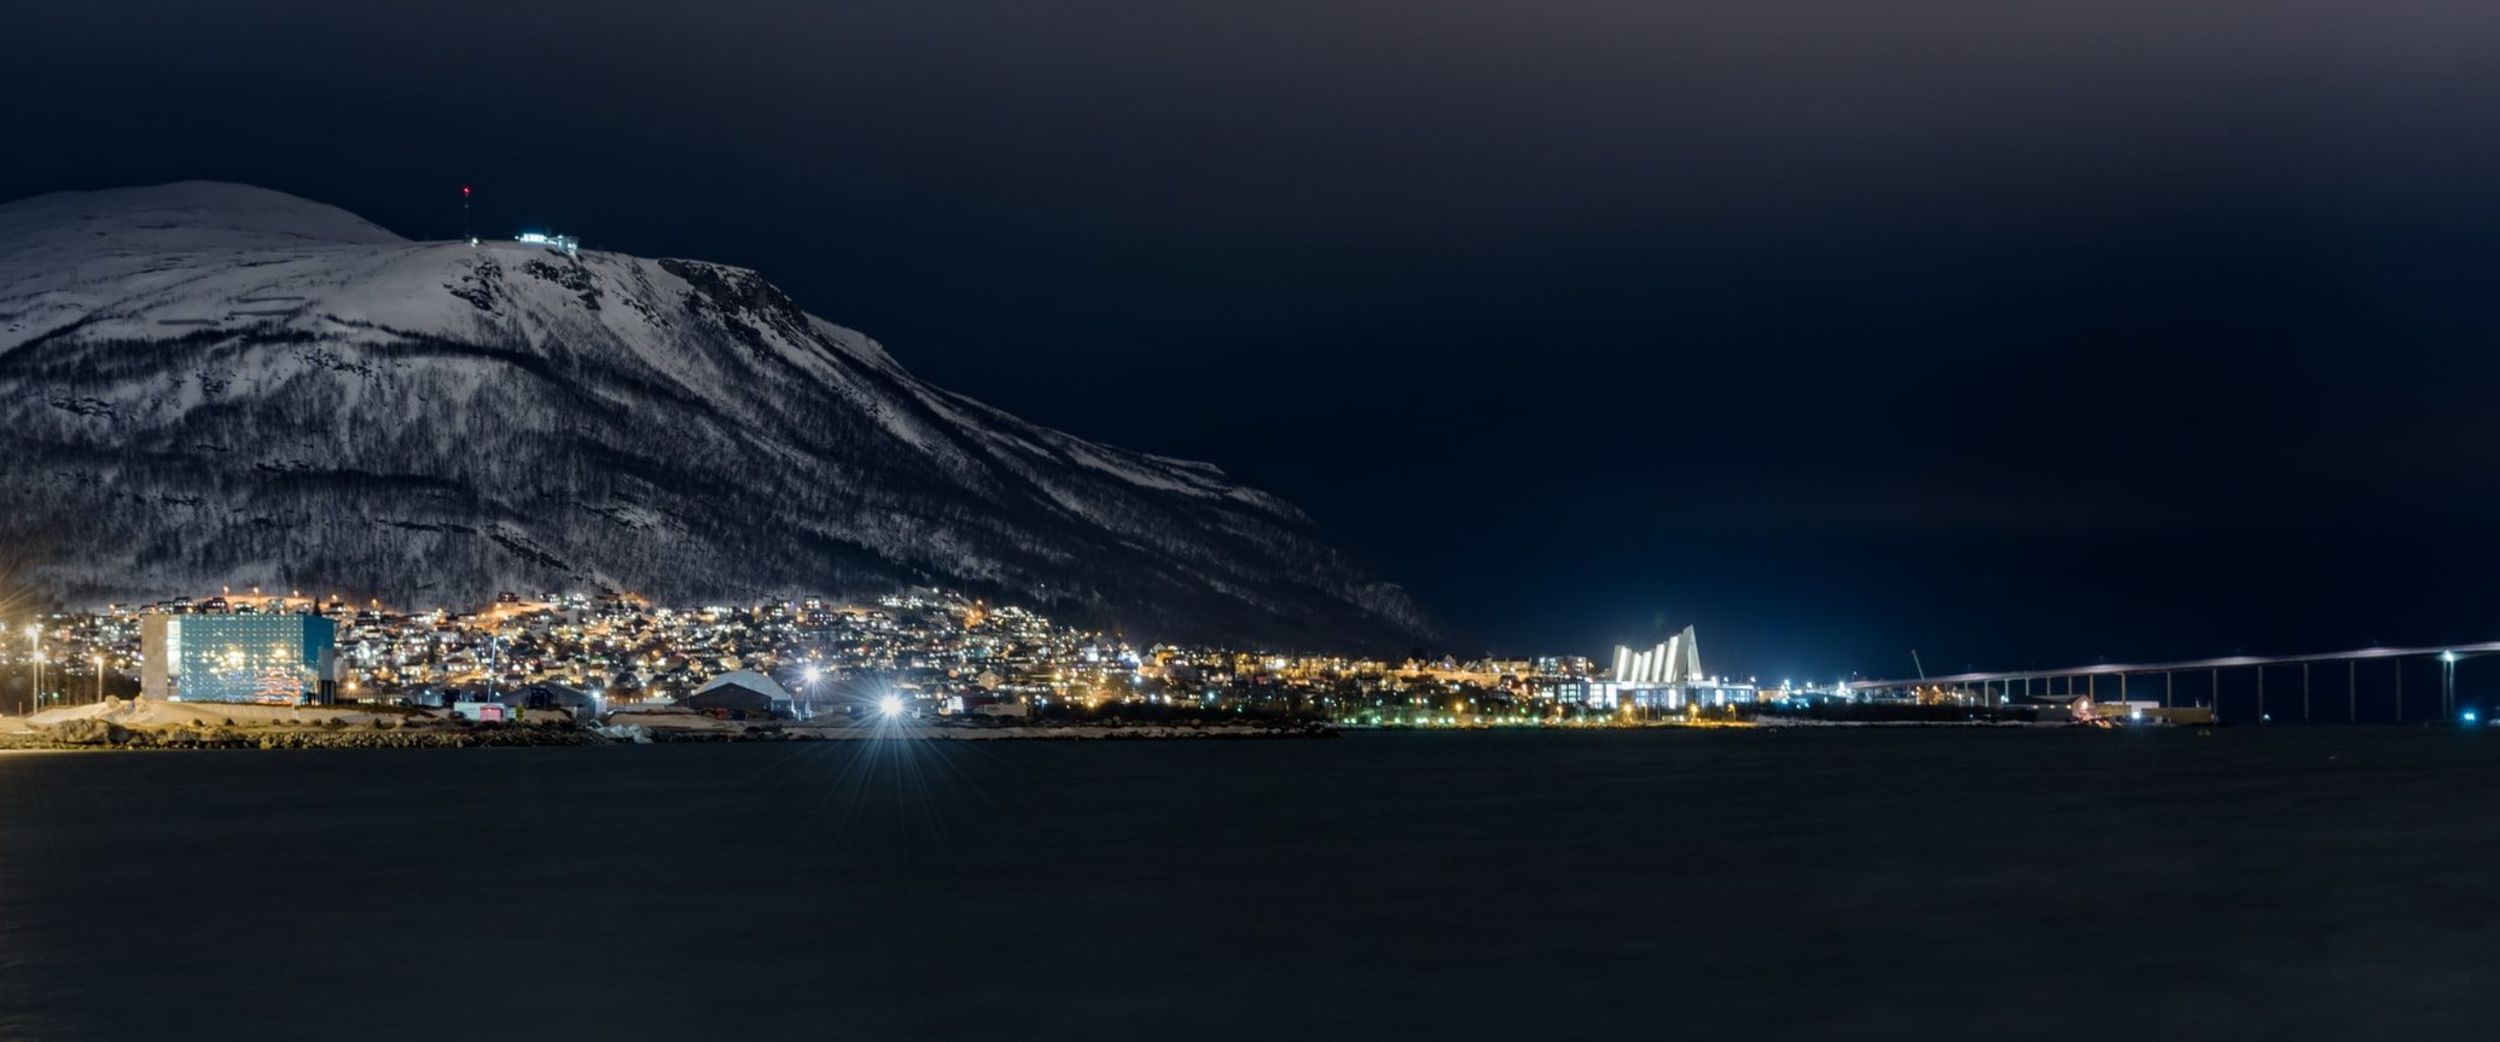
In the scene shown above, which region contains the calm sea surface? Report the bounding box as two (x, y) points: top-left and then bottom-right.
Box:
(3, 728), (2496, 1040)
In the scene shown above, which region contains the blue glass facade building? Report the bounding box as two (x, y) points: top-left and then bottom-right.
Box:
(140, 613), (338, 704)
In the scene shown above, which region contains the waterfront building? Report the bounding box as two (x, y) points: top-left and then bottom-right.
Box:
(139, 612), (340, 704)
(502, 682), (602, 719)
(687, 670), (797, 719)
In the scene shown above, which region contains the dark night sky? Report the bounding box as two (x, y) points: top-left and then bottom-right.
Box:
(10, 1), (2500, 678)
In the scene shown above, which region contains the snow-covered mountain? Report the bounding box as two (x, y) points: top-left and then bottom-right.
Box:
(0, 182), (1429, 647)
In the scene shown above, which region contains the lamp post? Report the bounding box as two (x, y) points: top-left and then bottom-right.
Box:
(29, 624), (42, 714)
(93, 652), (104, 704)
(2441, 651), (2459, 720)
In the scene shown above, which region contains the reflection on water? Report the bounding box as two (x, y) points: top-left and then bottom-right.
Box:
(2, 730), (2497, 1040)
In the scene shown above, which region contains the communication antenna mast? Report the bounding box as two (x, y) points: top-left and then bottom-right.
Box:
(461, 184), (475, 246)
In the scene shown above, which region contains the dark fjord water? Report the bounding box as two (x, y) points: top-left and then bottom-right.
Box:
(3, 729), (2496, 1040)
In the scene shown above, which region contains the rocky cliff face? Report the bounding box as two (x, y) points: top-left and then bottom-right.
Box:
(0, 182), (1428, 647)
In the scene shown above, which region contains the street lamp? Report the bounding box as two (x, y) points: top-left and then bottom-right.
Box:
(2442, 651), (2462, 720)
(93, 652), (105, 704)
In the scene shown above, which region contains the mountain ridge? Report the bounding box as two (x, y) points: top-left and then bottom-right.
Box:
(0, 182), (1430, 649)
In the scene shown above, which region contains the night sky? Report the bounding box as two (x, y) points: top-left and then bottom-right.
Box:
(11, 2), (2500, 678)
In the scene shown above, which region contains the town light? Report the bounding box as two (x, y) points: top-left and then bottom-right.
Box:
(879, 694), (903, 719)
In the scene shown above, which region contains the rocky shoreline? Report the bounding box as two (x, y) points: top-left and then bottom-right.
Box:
(624, 721), (1342, 744)
(0, 701), (1338, 752)
(0, 719), (608, 751)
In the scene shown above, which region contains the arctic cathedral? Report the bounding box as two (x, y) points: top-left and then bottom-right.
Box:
(1613, 627), (1704, 686)
(1546, 626), (1759, 711)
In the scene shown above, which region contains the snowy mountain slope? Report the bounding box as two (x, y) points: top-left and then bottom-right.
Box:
(0, 182), (1429, 647)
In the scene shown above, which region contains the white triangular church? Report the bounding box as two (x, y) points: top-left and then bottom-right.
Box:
(1612, 626), (1702, 685)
